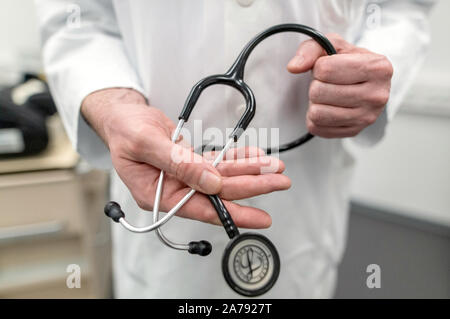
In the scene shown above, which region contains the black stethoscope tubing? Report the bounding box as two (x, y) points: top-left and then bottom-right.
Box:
(186, 24), (337, 242)
(181, 23), (337, 155)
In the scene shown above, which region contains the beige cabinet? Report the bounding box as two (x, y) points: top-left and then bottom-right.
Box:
(0, 116), (111, 298)
(0, 169), (111, 298)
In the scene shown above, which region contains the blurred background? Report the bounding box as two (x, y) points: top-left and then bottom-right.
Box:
(0, 1), (448, 298)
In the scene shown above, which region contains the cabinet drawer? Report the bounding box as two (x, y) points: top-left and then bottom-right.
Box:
(0, 235), (90, 298)
(0, 235), (82, 269)
(3, 278), (91, 299)
(0, 170), (85, 235)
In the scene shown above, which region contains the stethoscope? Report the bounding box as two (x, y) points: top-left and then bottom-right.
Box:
(104, 24), (336, 297)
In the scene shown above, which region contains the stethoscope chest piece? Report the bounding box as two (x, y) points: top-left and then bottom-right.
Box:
(222, 232), (280, 297)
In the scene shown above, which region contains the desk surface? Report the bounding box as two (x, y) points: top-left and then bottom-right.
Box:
(0, 116), (79, 174)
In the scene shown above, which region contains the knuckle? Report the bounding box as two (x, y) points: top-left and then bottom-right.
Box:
(135, 134), (147, 148)
(135, 196), (150, 211)
(340, 128), (359, 138)
(327, 32), (344, 43)
(371, 55), (394, 79)
(367, 114), (378, 125)
(128, 136), (146, 157)
(369, 89), (390, 106)
(174, 161), (188, 182)
(326, 33), (348, 51)
(308, 105), (323, 124)
(200, 206), (217, 224)
(380, 91), (390, 105)
(385, 60), (394, 78)
(348, 129), (359, 137)
(306, 121), (319, 135)
(314, 58), (333, 80)
(362, 114), (377, 126)
(127, 125), (148, 155)
(309, 80), (322, 102)
(129, 122), (147, 138)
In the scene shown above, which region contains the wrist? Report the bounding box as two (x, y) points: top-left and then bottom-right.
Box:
(81, 88), (147, 144)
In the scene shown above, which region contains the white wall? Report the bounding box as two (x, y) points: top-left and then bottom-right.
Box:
(420, 0), (450, 84)
(350, 1), (450, 226)
(0, 0), (41, 85)
(350, 113), (450, 226)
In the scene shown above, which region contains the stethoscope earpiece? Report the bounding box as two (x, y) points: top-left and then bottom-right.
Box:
(104, 201), (125, 223)
(104, 23), (337, 296)
(188, 240), (212, 256)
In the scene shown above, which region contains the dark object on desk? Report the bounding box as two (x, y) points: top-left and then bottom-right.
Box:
(0, 75), (57, 158)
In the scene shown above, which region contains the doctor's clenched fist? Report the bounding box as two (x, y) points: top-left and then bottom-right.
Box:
(81, 88), (291, 229)
(288, 33), (394, 138)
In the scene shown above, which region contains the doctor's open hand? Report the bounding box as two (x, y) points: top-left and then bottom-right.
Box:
(81, 88), (291, 229)
(287, 33), (394, 138)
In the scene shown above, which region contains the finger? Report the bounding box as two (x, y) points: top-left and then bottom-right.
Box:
(307, 103), (368, 127)
(224, 200), (272, 229)
(220, 174), (291, 200)
(306, 118), (362, 138)
(129, 162), (275, 228)
(287, 38), (326, 74)
(313, 54), (371, 84)
(216, 156), (285, 177)
(314, 53), (393, 85)
(138, 134), (223, 195)
(168, 190), (272, 229)
(309, 80), (385, 108)
(287, 33), (352, 74)
(203, 146), (265, 161)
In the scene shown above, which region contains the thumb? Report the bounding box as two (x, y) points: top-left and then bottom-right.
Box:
(287, 38), (326, 74)
(144, 137), (223, 194)
(169, 143), (223, 194)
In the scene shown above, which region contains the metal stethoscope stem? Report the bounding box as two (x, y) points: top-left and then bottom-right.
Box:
(152, 121), (236, 250)
(116, 120), (235, 240)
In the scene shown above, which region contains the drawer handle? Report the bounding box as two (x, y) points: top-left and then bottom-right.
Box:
(0, 221), (64, 244)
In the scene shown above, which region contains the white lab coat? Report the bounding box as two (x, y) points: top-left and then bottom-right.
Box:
(35, 0), (434, 298)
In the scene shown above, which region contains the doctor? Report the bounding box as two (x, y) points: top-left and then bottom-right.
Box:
(35, 0), (433, 298)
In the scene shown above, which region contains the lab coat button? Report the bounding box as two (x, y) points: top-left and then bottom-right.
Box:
(237, 0), (254, 7)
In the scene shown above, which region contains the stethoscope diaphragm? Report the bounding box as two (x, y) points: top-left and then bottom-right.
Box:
(222, 232), (280, 297)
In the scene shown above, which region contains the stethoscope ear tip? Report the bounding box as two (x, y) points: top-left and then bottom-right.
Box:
(104, 201), (125, 223)
(188, 240), (212, 256)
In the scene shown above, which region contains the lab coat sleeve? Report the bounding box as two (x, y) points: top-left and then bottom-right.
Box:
(350, 0), (435, 147)
(35, 0), (146, 168)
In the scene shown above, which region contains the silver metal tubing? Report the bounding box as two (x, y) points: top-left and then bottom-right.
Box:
(154, 170), (189, 250)
(154, 120), (190, 249)
(119, 188), (197, 233)
(119, 136), (234, 235)
(171, 119), (185, 144)
(153, 137), (235, 247)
